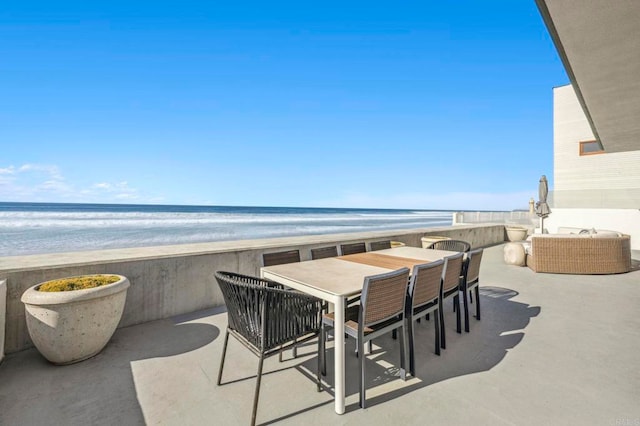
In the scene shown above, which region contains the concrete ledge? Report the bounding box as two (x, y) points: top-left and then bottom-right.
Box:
(0, 224), (504, 354)
(0, 279), (5, 363)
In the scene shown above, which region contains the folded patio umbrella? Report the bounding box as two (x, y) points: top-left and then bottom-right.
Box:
(535, 175), (551, 233)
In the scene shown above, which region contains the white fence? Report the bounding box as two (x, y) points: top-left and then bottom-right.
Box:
(453, 211), (537, 227)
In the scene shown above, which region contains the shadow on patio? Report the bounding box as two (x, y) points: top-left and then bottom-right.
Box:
(0, 312), (220, 425)
(289, 285), (540, 418)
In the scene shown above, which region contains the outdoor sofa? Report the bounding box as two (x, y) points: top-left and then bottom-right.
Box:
(525, 228), (632, 274)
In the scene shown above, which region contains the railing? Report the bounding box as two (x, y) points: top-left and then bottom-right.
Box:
(453, 211), (537, 227)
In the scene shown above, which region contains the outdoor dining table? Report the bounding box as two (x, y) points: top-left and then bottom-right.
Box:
(260, 246), (457, 414)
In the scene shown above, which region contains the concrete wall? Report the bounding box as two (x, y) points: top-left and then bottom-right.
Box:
(0, 224), (504, 355)
(0, 280), (5, 363)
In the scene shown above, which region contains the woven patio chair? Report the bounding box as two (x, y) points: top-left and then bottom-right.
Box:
(438, 252), (465, 349)
(426, 239), (471, 252)
(406, 259), (445, 376)
(215, 271), (323, 426)
(340, 242), (366, 256)
(460, 248), (484, 332)
(311, 245), (338, 260)
(319, 267), (410, 408)
(262, 249), (301, 267)
(310, 244), (361, 349)
(369, 240), (392, 251)
(262, 249), (304, 359)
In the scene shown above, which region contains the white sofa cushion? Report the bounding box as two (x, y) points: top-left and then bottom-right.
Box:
(557, 226), (585, 234)
(532, 233), (591, 239)
(592, 231), (622, 238)
(556, 227), (623, 237)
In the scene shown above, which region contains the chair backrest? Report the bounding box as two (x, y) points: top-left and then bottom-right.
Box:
(442, 252), (465, 293)
(262, 249), (301, 267)
(369, 240), (392, 251)
(215, 271), (321, 353)
(427, 239), (471, 252)
(360, 267), (410, 327)
(214, 271), (271, 350)
(340, 242), (366, 256)
(409, 259), (445, 309)
(463, 248), (484, 286)
(311, 246), (338, 260)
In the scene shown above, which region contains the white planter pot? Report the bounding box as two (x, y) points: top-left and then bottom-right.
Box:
(506, 226), (528, 242)
(21, 275), (130, 365)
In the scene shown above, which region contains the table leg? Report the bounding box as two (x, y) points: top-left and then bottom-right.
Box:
(333, 296), (345, 414)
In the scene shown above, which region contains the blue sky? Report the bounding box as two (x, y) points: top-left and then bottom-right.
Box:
(0, 1), (567, 210)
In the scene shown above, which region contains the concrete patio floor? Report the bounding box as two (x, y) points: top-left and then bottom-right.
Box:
(1, 244), (639, 425)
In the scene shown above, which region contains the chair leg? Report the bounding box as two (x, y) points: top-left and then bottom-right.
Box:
(292, 338), (298, 358)
(455, 294), (461, 334)
(434, 307), (441, 356)
(251, 356), (265, 426)
(475, 286), (481, 320)
(439, 302), (446, 349)
(320, 324), (327, 376)
(217, 330), (230, 385)
(359, 338), (366, 408)
(463, 289), (470, 333)
(409, 318), (416, 376)
(425, 313), (430, 321)
(368, 340), (373, 354)
(317, 334), (322, 392)
(399, 324), (407, 381)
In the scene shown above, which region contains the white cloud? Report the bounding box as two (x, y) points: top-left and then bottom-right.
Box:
(0, 166), (17, 185)
(0, 163), (153, 204)
(93, 180), (139, 200)
(39, 180), (72, 192)
(18, 164), (64, 180)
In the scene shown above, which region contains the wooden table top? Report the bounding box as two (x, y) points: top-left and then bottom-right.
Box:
(261, 246), (459, 298)
(338, 252), (430, 271)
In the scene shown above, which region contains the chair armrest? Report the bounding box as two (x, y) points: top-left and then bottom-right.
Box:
(264, 287), (323, 350)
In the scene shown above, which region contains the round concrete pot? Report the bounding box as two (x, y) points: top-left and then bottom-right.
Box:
(21, 275), (130, 365)
(506, 226), (528, 242)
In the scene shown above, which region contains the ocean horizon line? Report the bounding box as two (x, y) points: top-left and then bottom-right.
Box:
(0, 201), (513, 213)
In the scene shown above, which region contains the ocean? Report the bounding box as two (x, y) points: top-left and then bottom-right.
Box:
(0, 202), (454, 257)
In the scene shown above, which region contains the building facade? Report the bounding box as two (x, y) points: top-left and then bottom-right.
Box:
(546, 84), (640, 250)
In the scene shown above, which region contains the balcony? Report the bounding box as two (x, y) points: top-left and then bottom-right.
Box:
(1, 244), (639, 425)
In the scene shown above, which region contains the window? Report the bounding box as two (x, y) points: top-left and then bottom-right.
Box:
(579, 140), (604, 156)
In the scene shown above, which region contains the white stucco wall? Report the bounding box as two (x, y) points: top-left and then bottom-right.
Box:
(553, 84), (640, 207)
(549, 85), (640, 250)
(545, 208), (639, 250)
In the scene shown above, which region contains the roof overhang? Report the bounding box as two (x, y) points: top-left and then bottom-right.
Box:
(535, 0), (640, 153)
